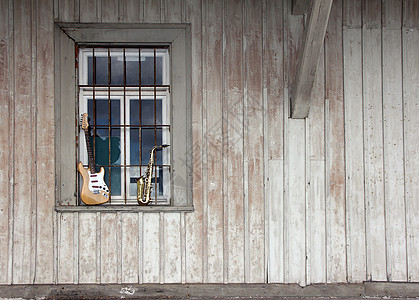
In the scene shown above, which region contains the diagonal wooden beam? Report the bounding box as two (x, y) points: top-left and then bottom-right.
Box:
(291, 0), (333, 118)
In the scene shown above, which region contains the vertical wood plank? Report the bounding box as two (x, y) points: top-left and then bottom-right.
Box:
(163, 213), (182, 283)
(78, 213), (98, 283)
(121, 213), (139, 283)
(245, 0), (265, 283)
(284, 0), (305, 284)
(57, 0), (77, 22)
(224, 0), (245, 283)
(13, 0), (34, 284)
(184, 0), (204, 283)
(101, 0), (119, 22)
(0, 0), (11, 284)
(144, 0), (162, 23)
(267, 159), (284, 282)
(403, 0), (419, 29)
(205, 0), (224, 283)
(343, 27), (366, 283)
(119, 0), (143, 23)
(57, 213), (75, 283)
(307, 48), (326, 284)
(164, 0), (184, 23)
(265, 0), (284, 160)
(382, 2), (407, 282)
(343, 0), (361, 28)
(363, 19), (387, 282)
(286, 119), (306, 285)
(100, 213), (118, 283)
(403, 28), (419, 282)
(35, 0), (55, 284)
(143, 213), (160, 283)
(80, 0), (100, 23)
(324, 0), (346, 283)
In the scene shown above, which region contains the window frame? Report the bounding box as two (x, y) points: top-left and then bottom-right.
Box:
(54, 23), (193, 212)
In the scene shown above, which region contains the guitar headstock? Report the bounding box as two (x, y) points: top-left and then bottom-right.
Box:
(81, 113), (89, 130)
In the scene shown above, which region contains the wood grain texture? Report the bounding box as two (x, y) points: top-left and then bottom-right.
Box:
(0, 0), (12, 285)
(324, 0), (346, 283)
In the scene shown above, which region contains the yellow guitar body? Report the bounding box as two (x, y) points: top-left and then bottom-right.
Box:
(78, 162), (110, 205)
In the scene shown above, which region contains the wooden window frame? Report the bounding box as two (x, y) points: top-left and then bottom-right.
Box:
(54, 23), (193, 212)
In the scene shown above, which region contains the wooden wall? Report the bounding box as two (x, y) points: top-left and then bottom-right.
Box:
(0, 0), (417, 285)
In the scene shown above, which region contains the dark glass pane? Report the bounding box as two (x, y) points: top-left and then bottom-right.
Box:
(141, 128), (155, 163)
(155, 166), (164, 196)
(95, 56), (108, 85)
(88, 57), (93, 85)
(110, 128), (121, 165)
(111, 52), (124, 85)
(130, 99), (140, 126)
(110, 99), (120, 125)
(155, 128), (163, 165)
(95, 99), (109, 125)
(130, 128), (140, 165)
(88, 99), (94, 125)
(126, 56), (139, 85)
(140, 54), (154, 85)
(141, 99), (154, 125)
(109, 167), (121, 196)
(155, 99), (162, 125)
(94, 128), (109, 166)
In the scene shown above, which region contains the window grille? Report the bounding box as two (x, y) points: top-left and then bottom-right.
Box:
(77, 46), (171, 205)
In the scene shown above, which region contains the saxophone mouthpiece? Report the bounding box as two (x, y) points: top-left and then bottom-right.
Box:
(162, 144), (170, 148)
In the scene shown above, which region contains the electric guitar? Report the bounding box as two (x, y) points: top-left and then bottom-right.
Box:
(78, 113), (110, 205)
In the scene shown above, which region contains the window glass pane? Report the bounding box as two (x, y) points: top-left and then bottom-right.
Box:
(94, 50), (108, 85)
(110, 99), (120, 125)
(126, 51), (139, 86)
(130, 99), (140, 126)
(110, 128), (121, 165)
(94, 128), (109, 166)
(130, 128), (140, 165)
(140, 50), (164, 85)
(111, 49), (124, 85)
(109, 167), (121, 197)
(141, 128), (155, 163)
(141, 99), (154, 125)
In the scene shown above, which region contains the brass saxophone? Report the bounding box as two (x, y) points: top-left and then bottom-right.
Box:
(137, 144), (169, 205)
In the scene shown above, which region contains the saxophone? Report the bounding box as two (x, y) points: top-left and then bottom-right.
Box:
(137, 144), (169, 205)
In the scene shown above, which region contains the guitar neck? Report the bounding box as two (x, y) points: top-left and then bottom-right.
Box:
(83, 128), (96, 174)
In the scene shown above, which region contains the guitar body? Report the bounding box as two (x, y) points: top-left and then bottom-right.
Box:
(78, 162), (110, 205)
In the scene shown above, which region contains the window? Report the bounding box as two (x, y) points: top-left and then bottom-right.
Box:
(55, 24), (192, 212)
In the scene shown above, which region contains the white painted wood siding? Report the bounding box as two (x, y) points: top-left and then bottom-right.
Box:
(0, 0), (417, 285)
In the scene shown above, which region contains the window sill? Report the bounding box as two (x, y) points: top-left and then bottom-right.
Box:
(55, 205), (194, 213)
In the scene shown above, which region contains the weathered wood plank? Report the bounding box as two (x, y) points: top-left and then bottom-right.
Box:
(121, 213), (139, 283)
(383, 0), (402, 29)
(267, 159), (284, 283)
(78, 213), (98, 283)
(119, 0), (143, 23)
(403, 0), (419, 29)
(292, 0), (309, 15)
(142, 213), (160, 283)
(382, 11), (407, 282)
(12, 0), (35, 284)
(307, 46), (326, 284)
(266, 0), (284, 161)
(57, 0), (77, 22)
(164, 0), (184, 23)
(363, 0), (381, 29)
(35, 0), (55, 284)
(101, 0), (119, 23)
(324, 0), (346, 283)
(80, 0), (100, 23)
(286, 119), (306, 285)
(163, 213), (182, 283)
(144, 0), (162, 23)
(403, 28), (419, 282)
(205, 0), (224, 283)
(363, 27), (386, 282)
(57, 213), (75, 283)
(100, 213), (119, 283)
(343, 0), (361, 28)
(184, 0), (204, 283)
(291, 0), (333, 118)
(224, 0), (245, 283)
(343, 27), (366, 283)
(245, 0), (265, 283)
(0, 0), (11, 285)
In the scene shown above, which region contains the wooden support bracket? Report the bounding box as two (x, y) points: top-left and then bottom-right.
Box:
(291, 0), (333, 118)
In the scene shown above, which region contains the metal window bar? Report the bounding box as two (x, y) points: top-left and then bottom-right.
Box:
(78, 45), (170, 205)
